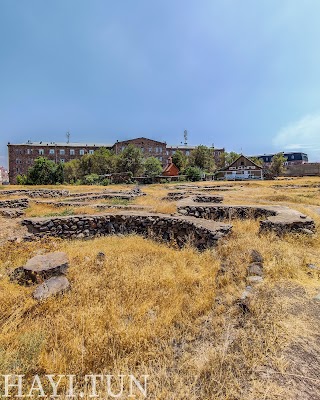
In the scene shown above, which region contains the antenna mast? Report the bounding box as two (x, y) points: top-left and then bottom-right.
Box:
(66, 131), (70, 144)
(184, 130), (188, 145)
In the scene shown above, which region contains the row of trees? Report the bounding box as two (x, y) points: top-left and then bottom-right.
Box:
(17, 144), (287, 185)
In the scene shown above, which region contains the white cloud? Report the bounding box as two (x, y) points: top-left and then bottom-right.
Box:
(273, 113), (320, 162)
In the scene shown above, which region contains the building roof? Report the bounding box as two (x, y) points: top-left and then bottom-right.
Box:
(253, 152), (308, 157)
(8, 141), (114, 147)
(218, 154), (263, 171)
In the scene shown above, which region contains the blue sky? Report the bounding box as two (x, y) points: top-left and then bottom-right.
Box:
(1, 0), (320, 166)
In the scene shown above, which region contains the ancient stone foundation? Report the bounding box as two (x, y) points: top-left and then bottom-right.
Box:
(0, 189), (69, 198)
(0, 198), (29, 209)
(177, 202), (316, 235)
(22, 212), (232, 250)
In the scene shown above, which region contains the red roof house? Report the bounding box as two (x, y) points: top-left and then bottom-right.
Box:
(162, 157), (179, 176)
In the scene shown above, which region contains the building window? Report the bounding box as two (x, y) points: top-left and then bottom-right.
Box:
(27, 149), (31, 155)
(39, 149), (44, 155)
(79, 149), (85, 155)
(159, 156), (163, 161)
(186, 150), (190, 156)
(70, 149), (75, 155)
(166, 150), (169, 156)
(60, 149), (65, 155)
(89, 150), (94, 155)
(49, 149), (55, 155)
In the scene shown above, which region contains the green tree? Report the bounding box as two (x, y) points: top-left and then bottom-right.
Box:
(82, 173), (100, 185)
(55, 162), (64, 184)
(90, 148), (116, 175)
(24, 157), (63, 185)
(144, 157), (163, 177)
(189, 146), (215, 172)
(270, 153), (287, 177)
(185, 166), (203, 181)
(172, 150), (187, 171)
(64, 159), (82, 183)
(249, 156), (263, 166)
(225, 151), (241, 165)
(116, 144), (144, 176)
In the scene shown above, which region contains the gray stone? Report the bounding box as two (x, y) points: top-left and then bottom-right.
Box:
(307, 264), (320, 271)
(23, 252), (69, 279)
(247, 276), (263, 285)
(240, 285), (254, 300)
(248, 263), (263, 277)
(33, 276), (70, 300)
(314, 293), (320, 301)
(250, 249), (264, 264)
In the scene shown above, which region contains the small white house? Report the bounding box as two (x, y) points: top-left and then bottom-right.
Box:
(216, 155), (263, 180)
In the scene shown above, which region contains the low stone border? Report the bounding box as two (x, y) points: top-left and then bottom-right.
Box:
(0, 198), (29, 209)
(35, 200), (151, 211)
(21, 212), (232, 250)
(65, 193), (134, 202)
(193, 195), (223, 203)
(177, 200), (316, 235)
(0, 208), (25, 218)
(0, 189), (69, 198)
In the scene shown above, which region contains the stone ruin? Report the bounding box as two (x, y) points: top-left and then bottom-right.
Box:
(177, 197), (315, 235)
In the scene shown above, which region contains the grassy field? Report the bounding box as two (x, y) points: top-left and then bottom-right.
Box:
(0, 178), (319, 399)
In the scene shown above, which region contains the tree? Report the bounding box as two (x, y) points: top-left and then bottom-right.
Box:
(144, 157), (163, 177)
(225, 152), (241, 166)
(185, 166), (203, 182)
(249, 156), (263, 166)
(270, 153), (287, 177)
(89, 147), (116, 175)
(23, 157), (64, 185)
(172, 150), (187, 171)
(82, 173), (100, 185)
(189, 146), (215, 172)
(116, 144), (144, 176)
(64, 159), (82, 183)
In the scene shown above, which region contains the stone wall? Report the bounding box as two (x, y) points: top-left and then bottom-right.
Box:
(0, 198), (29, 209)
(193, 195), (224, 203)
(177, 203), (316, 235)
(0, 189), (69, 198)
(22, 212), (232, 250)
(65, 193), (134, 202)
(178, 204), (276, 220)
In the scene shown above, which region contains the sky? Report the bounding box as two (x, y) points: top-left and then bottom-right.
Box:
(1, 0), (320, 167)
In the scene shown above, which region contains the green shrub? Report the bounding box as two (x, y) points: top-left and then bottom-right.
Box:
(185, 166), (203, 182)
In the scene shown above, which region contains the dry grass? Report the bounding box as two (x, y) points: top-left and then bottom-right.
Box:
(0, 177), (320, 398)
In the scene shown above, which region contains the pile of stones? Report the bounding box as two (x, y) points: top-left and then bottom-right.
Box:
(9, 252), (70, 300)
(238, 249), (264, 312)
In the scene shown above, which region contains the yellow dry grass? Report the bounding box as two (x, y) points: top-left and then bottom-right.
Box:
(0, 177), (319, 398)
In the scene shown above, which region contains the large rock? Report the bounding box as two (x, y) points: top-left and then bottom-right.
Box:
(33, 276), (70, 300)
(24, 252), (69, 280)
